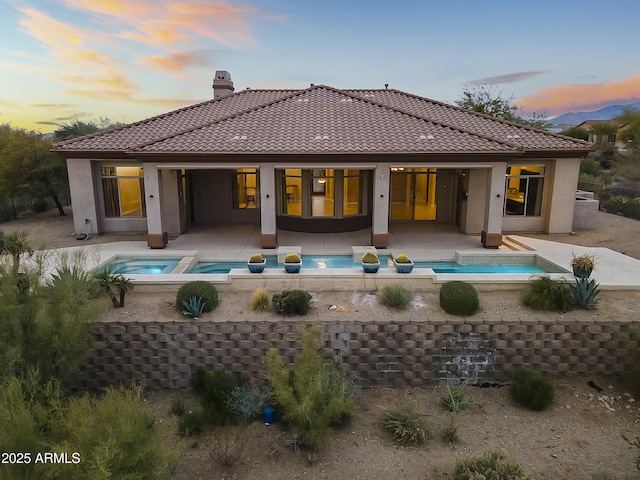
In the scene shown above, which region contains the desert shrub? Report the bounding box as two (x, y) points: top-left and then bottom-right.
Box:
(603, 195), (640, 220)
(170, 396), (186, 416)
(452, 449), (534, 480)
(378, 283), (412, 310)
(441, 414), (460, 445)
(207, 425), (248, 467)
(0, 250), (100, 386)
(573, 277), (601, 309)
(272, 289), (312, 316)
(520, 275), (574, 312)
(267, 325), (357, 451)
(250, 287), (271, 312)
(226, 383), (273, 421)
(191, 366), (246, 426)
(441, 384), (468, 413)
(181, 295), (205, 318)
(439, 281), (479, 316)
(178, 410), (205, 437)
(380, 398), (429, 446)
(0, 373), (177, 480)
(176, 281), (218, 313)
(510, 367), (555, 411)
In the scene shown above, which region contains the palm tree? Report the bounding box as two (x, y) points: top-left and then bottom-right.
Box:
(94, 265), (133, 308)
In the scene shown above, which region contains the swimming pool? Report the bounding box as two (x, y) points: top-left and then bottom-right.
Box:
(102, 257), (182, 274)
(187, 255), (553, 274)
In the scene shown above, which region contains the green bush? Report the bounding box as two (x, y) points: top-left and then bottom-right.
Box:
(191, 366), (246, 426)
(441, 384), (468, 413)
(267, 326), (357, 451)
(439, 281), (479, 316)
(521, 275), (574, 312)
(176, 281), (218, 313)
(178, 410), (205, 437)
(0, 373), (178, 479)
(272, 289), (312, 316)
(0, 249), (100, 386)
(170, 396), (186, 416)
(452, 449), (534, 480)
(603, 195), (640, 220)
(250, 287), (271, 312)
(378, 284), (412, 310)
(441, 414), (460, 445)
(510, 367), (555, 411)
(380, 398), (429, 446)
(226, 383), (273, 421)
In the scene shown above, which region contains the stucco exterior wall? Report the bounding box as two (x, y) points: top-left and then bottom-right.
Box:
(67, 158), (99, 234)
(463, 169), (487, 234)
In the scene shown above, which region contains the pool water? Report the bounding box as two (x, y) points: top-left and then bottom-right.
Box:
(103, 258), (182, 274)
(188, 255), (549, 274)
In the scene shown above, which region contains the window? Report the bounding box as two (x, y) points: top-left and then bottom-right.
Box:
(343, 169), (362, 216)
(101, 166), (145, 217)
(282, 169), (302, 216)
(504, 165), (544, 216)
(280, 169), (365, 218)
(311, 169), (334, 217)
(232, 168), (258, 209)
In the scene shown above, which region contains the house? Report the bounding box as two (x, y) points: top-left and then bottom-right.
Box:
(576, 119), (629, 150)
(52, 71), (593, 249)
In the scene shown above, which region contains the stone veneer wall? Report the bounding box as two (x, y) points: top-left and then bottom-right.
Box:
(76, 319), (639, 390)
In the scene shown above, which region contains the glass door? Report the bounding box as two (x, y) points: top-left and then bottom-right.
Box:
(390, 168), (437, 221)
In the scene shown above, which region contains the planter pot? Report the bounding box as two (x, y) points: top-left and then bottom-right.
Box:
(362, 262), (380, 274)
(393, 259), (414, 274)
(247, 259), (266, 273)
(572, 265), (593, 279)
(284, 262), (302, 274)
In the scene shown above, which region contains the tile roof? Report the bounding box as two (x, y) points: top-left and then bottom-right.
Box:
(53, 85), (592, 156)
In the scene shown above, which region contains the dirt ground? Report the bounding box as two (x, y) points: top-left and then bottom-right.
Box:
(3, 208), (640, 479)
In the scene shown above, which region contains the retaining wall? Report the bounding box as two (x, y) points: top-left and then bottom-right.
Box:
(76, 318), (640, 390)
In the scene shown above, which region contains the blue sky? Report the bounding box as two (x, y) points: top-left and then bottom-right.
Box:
(1, 0), (639, 132)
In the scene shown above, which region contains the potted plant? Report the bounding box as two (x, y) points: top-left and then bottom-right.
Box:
(284, 252), (302, 273)
(361, 252), (380, 273)
(571, 252), (595, 279)
(247, 253), (267, 273)
(393, 253), (414, 274)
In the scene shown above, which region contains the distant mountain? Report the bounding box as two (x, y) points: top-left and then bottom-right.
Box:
(550, 102), (640, 126)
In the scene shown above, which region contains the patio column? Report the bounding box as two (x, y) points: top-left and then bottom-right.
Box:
(371, 165), (390, 248)
(481, 162), (506, 248)
(546, 158), (581, 233)
(67, 158), (99, 235)
(143, 163), (167, 248)
(259, 165), (277, 248)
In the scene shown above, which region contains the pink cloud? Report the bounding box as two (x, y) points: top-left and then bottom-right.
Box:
(63, 0), (260, 47)
(519, 74), (640, 115)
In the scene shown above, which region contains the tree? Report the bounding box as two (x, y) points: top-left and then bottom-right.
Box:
(53, 118), (124, 142)
(455, 85), (548, 129)
(560, 126), (589, 141)
(615, 108), (640, 152)
(0, 126), (69, 217)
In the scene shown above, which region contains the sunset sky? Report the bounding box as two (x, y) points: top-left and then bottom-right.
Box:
(1, 0), (639, 132)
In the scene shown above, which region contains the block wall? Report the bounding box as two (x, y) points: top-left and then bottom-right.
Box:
(76, 319), (639, 390)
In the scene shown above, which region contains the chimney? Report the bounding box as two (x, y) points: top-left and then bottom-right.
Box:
(213, 70), (234, 99)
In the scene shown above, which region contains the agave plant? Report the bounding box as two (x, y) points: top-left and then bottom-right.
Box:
(182, 295), (206, 318)
(573, 276), (601, 309)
